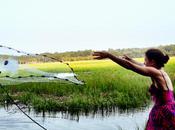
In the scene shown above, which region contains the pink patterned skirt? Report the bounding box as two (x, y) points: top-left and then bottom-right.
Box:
(146, 88), (175, 130)
(146, 102), (175, 130)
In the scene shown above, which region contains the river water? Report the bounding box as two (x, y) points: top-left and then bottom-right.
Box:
(0, 104), (153, 130)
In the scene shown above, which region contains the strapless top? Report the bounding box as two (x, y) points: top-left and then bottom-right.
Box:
(149, 84), (175, 105)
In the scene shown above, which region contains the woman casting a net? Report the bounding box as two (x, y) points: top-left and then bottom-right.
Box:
(93, 48), (175, 130)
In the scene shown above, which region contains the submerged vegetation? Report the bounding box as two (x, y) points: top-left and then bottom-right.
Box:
(0, 57), (174, 115)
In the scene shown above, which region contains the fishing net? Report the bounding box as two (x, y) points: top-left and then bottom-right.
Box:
(0, 45), (84, 85)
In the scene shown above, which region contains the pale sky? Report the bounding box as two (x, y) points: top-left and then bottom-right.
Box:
(0, 0), (175, 53)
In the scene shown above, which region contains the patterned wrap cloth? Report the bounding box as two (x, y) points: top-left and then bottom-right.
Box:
(146, 84), (175, 130)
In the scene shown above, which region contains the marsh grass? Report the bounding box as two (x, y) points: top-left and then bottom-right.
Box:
(0, 57), (174, 114)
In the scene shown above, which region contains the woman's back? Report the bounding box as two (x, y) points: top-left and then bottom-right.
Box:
(149, 70), (174, 105)
(147, 70), (175, 130)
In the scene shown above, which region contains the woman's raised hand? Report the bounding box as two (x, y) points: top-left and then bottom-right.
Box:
(92, 51), (110, 60)
(122, 55), (132, 61)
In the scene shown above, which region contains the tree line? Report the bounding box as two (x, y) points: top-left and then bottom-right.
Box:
(17, 44), (175, 63)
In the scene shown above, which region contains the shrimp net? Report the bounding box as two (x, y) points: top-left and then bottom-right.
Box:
(0, 45), (84, 86)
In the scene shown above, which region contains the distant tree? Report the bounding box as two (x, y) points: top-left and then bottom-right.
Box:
(16, 44), (175, 63)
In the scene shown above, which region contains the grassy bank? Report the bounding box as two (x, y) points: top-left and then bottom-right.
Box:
(0, 57), (175, 114)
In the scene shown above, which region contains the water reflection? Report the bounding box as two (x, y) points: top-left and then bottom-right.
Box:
(0, 104), (153, 130)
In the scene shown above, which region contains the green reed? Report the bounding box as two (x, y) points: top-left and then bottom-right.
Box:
(0, 57), (174, 114)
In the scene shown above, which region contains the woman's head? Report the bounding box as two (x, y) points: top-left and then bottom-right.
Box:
(144, 48), (169, 69)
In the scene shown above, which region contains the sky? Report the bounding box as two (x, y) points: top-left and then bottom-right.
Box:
(0, 0), (175, 53)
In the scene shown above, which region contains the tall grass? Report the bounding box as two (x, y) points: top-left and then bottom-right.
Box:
(0, 57), (174, 114)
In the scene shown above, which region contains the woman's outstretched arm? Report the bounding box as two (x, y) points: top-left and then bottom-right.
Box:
(93, 51), (160, 77)
(122, 55), (144, 66)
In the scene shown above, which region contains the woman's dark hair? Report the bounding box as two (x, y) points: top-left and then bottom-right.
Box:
(145, 48), (169, 68)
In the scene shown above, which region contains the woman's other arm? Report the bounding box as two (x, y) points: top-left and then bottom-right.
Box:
(122, 55), (144, 66)
(93, 51), (160, 77)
